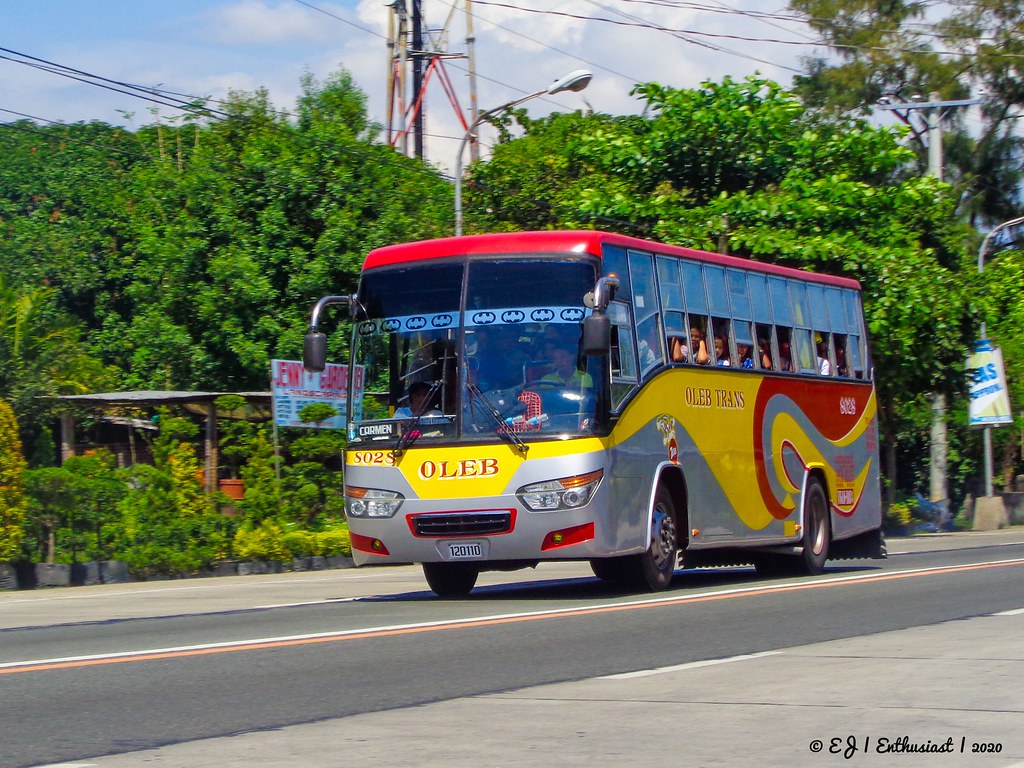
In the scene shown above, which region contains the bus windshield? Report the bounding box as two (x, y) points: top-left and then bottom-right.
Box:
(348, 257), (603, 447)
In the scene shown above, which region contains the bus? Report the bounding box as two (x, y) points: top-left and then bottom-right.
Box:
(303, 230), (884, 597)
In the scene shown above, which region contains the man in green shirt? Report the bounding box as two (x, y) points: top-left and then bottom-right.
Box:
(540, 343), (593, 389)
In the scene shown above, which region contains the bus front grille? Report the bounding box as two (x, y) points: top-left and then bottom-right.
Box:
(412, 511), (512, 537)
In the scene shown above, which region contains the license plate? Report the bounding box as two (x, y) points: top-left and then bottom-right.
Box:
(444, 541), (486, 560)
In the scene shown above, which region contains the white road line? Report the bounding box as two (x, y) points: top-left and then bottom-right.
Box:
(600, 651), (782, 679)
(253, 597), (363, 609)
(992, 607), (1024, 616)
(0, 573), (390, 605)
(3, 559), (1022, 671)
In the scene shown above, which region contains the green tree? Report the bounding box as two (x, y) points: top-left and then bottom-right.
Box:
(60, 450), (125, 562)
(0, 276), (114, 459)
(0, 398), (27, 561)
(788, 0), (1024, 227)
(281, 403), (345, 527)
(22, 466), (80, 564)
(110, 411), (229, 576)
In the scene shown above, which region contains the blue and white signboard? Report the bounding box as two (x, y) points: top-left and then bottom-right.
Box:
(271, 359), (364, 429)
(966, 340), (1013, 427)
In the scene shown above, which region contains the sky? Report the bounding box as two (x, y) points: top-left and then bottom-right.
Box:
(1, 1), (818, 171)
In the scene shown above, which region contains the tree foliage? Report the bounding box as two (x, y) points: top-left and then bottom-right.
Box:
(0, 69), (451, 403)
(787, 0), (1024, 227)
(0, 398), (27, 561)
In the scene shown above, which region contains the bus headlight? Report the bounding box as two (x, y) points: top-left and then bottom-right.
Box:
(346, 486), (404, 518)
(516, 469), (603, 512)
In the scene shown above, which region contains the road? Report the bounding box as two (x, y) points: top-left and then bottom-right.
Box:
(1, 529), (1022, 768)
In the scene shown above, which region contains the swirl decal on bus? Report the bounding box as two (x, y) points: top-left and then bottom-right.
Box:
(753, 379), (878, 520)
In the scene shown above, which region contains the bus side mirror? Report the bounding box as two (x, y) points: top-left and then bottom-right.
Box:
(303, 294), (354, 373)
(304, 331), (328, 373)
(583, 312), (610, 356)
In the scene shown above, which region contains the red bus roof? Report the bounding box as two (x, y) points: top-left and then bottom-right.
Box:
(363, 230), (861, 289)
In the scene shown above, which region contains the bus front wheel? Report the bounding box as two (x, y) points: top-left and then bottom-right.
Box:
(423, 562), (479, 598)
(634, 486), (678, 591)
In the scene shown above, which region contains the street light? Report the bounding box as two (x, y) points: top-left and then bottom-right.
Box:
(454, 69), (592, 236)
(976, 215), (1024, 497)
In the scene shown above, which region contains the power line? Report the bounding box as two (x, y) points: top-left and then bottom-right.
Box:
(469, 1), (1024, 59)
(432, 0), (644, 86)
(583, 0), (803, 74)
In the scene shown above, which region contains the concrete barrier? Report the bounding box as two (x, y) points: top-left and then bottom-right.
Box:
(973, 495), (1009, 530)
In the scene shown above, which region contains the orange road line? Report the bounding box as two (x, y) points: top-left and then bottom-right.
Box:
(2, 558), (1021, 676)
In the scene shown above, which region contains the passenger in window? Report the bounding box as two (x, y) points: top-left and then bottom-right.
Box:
(737, 343), (755, 368)
(835, 341), (849, 377)
(815, 333), (832, 376)
(669, 336), (688, 362)
(636, 320), (661, 371)
(689, 326), (711, 365)
(757, 336), (773, 369)
(778, 339), (792, 372)
(714, 336), (731, 366)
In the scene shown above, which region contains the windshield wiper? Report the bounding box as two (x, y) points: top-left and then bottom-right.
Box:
(393, 380), (443, 457)
(467, 384), (528, 454)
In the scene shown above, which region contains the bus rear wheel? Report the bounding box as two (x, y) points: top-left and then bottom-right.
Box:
(799, 477), (830, 575)
(423, 562), (479, 598)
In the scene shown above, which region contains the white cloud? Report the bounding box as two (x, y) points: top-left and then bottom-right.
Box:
(203, 0), (348, 44)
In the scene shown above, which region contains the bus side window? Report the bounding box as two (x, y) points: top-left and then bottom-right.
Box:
(815, 332), (833, 377)
(776, 326), (793, 372)
(711, 317), (733, 367)
(665, 311), (687, 362)
(755, 323), (774, 370)
(687, 314), (711, 365)
(734, 320), (754, 369)
(792, 328), (815, 374)
(833, 334), (850, 377)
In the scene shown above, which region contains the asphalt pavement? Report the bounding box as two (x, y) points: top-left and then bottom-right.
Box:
(11, 528), (1024, 768)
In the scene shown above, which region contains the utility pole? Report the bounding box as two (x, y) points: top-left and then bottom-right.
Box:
(465, 0), (480, 163)
(385, 0), (477, 162)
(878, 93), (981, 523)
(411, 0), (425, 159)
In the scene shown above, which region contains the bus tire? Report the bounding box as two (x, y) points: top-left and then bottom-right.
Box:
(423, 562), (479, 597)
(632, 485), (678, 591)
(799, 476), (831, 575)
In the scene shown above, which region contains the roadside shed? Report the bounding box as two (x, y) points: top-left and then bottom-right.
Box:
(56, 391), (271, 493)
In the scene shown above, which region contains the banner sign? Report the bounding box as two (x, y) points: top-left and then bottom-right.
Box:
(966, 340), (1013, 427)
(271, 359), (364, 430)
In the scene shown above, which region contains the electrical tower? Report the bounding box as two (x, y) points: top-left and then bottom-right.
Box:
(386, 0), (480, 161)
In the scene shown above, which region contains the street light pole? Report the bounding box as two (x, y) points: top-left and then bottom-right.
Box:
(453, 69), (592, 236)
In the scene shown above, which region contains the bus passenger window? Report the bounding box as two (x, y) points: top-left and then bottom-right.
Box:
(755, 323), (773, 370)
(687, 315), (711, 365)
(815, 332), (832, 376)
(833, 334), (850, 377)
(665, 311), (687, 362)
(776, 326), (793, 372)
(712, 318), (733, 367)
(734, 321), (754, 369)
